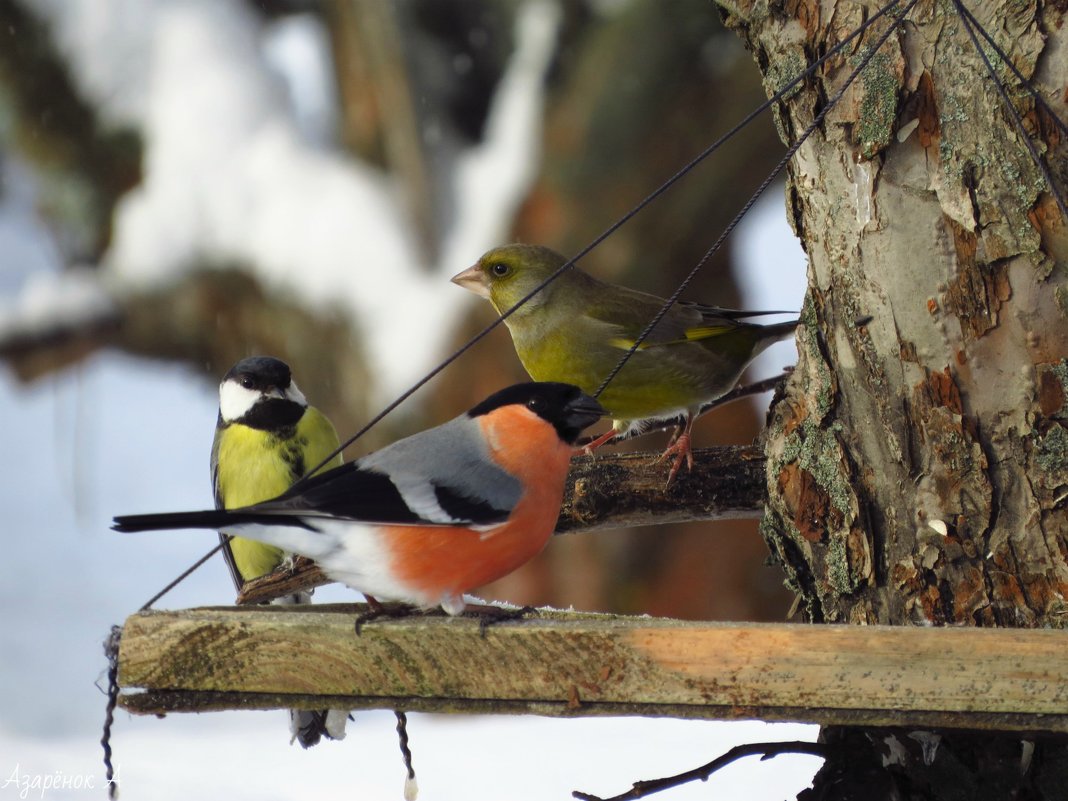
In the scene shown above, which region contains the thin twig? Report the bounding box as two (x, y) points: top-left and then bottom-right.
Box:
(571, 740), (828, 801)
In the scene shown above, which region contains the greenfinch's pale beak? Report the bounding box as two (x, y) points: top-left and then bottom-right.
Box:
(450, 264), (490, 298)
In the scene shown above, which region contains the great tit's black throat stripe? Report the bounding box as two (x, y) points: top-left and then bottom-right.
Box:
(238, 399), (305, 431)
(278, 440), (306, 485)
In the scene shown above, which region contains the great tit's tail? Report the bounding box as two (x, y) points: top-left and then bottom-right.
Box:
(291, 708), (350, 749)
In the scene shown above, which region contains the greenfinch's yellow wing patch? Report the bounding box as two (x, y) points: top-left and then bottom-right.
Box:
(608, 325), (734, 350)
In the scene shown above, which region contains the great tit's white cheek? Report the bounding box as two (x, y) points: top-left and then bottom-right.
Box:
(285, 380), (307, 406)
(218, 379), (262, 422)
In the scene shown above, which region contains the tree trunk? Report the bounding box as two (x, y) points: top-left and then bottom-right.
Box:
(717, 0), (1068, 796)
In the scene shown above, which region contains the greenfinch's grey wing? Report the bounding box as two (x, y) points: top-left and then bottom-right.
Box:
(680, 300), (795, 320)
(579, 286), (740, 349)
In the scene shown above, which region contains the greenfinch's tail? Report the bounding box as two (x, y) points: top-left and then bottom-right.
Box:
(759, 319), (799, 344)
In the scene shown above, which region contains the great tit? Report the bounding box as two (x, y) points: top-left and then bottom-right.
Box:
(211, 355), (346, 747)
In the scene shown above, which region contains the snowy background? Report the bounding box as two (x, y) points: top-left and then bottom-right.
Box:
(0, 1), (815, 799)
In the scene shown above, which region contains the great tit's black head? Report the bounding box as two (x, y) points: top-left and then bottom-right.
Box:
(468, 381), (605, 444)
(219, 356), (308, 429)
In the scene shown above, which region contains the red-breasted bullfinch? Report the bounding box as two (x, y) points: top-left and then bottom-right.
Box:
(113, 382), (605, 615)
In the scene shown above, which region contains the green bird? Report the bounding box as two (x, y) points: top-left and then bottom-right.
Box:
(451, 244), (797, 481)
(212, 355), (346, 747)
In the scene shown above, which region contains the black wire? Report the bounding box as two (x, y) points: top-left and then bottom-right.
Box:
(396, 711), (416, 783)
(139, 539), (227, 610)
(594, 0), (919, 398)
(951, 0), (1068, 221)
(137, 0), (907, 606)
(952, 2), (1068, 141)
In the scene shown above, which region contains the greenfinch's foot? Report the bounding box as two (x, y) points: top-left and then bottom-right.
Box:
(581, 428), (618, 455)
(658, 432), (694, 486)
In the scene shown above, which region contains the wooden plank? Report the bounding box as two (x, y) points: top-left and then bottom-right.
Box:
(118, 606), (1068, 733)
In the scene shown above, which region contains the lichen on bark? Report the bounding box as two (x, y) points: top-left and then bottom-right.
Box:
(727, 0), (1068, 628)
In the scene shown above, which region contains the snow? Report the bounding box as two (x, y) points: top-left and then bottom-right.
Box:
(261, 14), (340, 149)
(35, 0), (559, 405)
(441, 1), (561, 270)
(0, 1), (817, 798)
(0, 267), (115, 342)
(0, 712), (820, 801)
(0, 161), (114, 342)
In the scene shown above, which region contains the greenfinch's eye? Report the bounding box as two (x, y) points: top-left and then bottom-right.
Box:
(491, 262), (509, 277)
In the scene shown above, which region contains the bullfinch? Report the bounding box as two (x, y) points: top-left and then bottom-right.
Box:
(114, 382), (605, 616)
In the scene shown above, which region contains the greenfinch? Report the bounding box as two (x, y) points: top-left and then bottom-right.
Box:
(451, 244), (797, 481)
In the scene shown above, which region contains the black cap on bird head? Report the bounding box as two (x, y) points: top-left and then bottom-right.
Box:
(467, 381), (605, 444)
(219, 355), (308, 429)
(224, 356), (293, 392)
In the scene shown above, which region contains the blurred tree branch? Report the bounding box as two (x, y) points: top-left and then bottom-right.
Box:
(0, 0), (142, 261)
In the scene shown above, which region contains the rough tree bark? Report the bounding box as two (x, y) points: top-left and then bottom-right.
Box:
(717, 0), (1068, 796)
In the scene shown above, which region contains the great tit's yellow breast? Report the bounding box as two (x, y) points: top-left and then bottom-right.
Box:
(215, 425), (295, 580)
(216, 425), (300, 507)
(216, 408), (342, 581)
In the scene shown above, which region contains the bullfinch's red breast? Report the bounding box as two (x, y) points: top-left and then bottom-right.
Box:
(114, 382), (604, 614)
